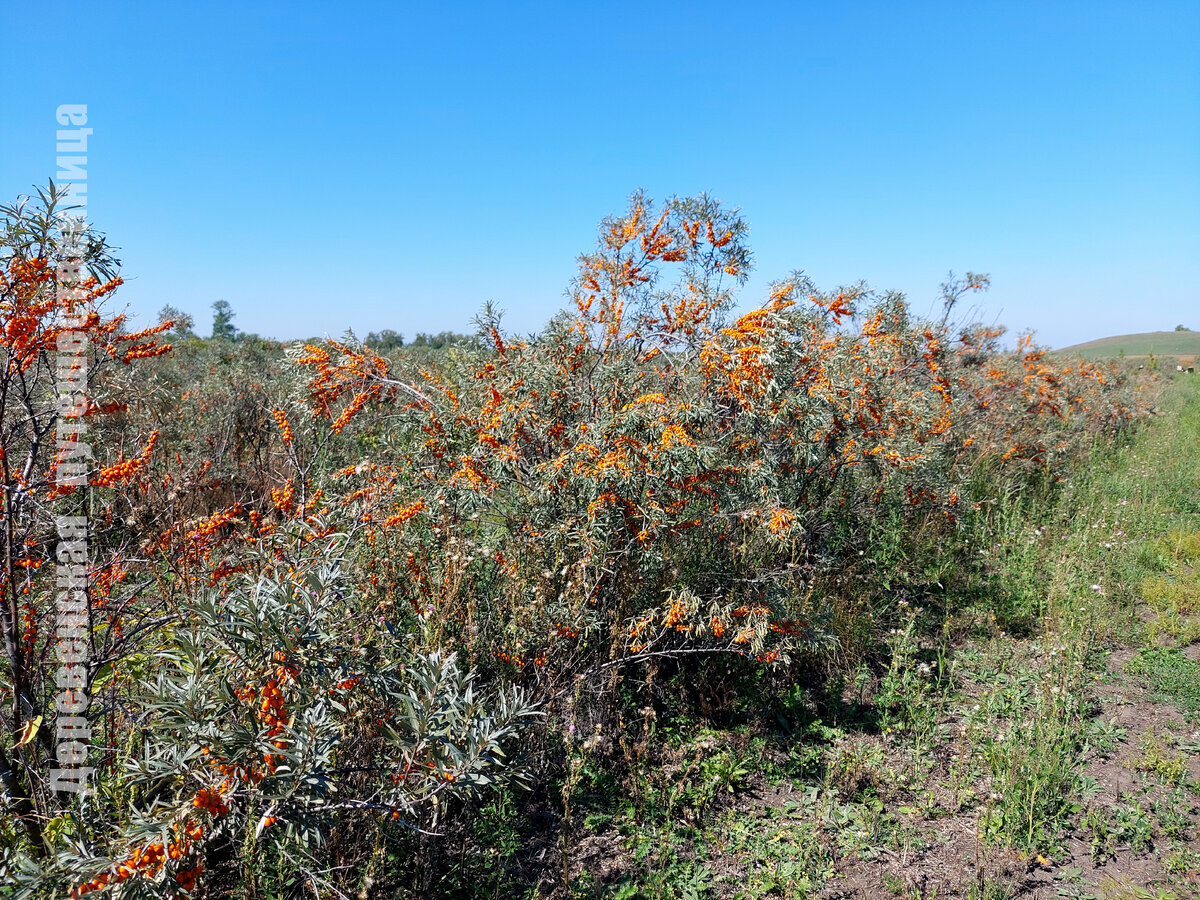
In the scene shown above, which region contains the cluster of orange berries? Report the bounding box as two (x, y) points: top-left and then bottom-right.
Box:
(664, 599), (689, 630)
(380, 497), (424, 528)
(175, 864), (203, 893)
(2, 306), (59, 361)
(192, 787), (229, 816)
(74, 276), (123, 305)
(270, 480), (295, 515)
(3, 255), (51, 283)
(272, 408), (294, 444)
(234, 672), (291, 736)
(120, 341), (173, 364)
(70, 821), (204, 897)
(182, 504), (244, 548)
(332, 390), (370, 432)
(770, 619), (810, 637)
(203, 752), (265, 788)
(90, 430), (159, 487)
(660, 423), (695, 450)
(767, 508), (796, 534)
(110, 319), (172, 362)
(298, 340), (399, 430)
(20, 603), (36, 651)
(448, 455), (491, 493)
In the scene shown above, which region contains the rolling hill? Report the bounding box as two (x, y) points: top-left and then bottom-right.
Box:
(1056, 329), (1200, 360)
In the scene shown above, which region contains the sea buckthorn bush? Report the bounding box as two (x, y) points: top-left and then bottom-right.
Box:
(295, 195), (1143, 705)
(0, 187), (1147, 898)
(0, 185), (175, 860)
(4, 533), (536, 899)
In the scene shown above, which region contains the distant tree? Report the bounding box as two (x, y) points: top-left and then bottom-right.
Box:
(211, 299), (238, 340)
(410, 330), (473, 350)
(1176, 324), (1191, 332)
(364, 328), (405, 350)
(157, 304), (196, 339)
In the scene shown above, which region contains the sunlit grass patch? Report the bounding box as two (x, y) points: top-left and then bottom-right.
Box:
(1142, 571), (1200, 646)
(1129, 728), (1190, 786)
(1159, 528), (1200, 564)
(1142, 576), (1200, 615)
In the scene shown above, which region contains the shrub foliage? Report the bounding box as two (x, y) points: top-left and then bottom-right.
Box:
(0, 187), (1145, 897)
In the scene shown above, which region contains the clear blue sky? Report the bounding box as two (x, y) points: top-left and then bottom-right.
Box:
(1, 1), (1197, 348)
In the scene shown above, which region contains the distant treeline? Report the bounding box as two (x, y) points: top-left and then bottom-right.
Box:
(362, 329), (476, 350)
(156, 303), (472, 350)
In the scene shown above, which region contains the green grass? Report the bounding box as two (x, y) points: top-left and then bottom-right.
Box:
(1055, 330), (1200, 360)
(1126, 649), (1200, 721)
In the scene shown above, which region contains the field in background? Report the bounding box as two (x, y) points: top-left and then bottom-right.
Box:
(1057, 330), (1200, 365)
